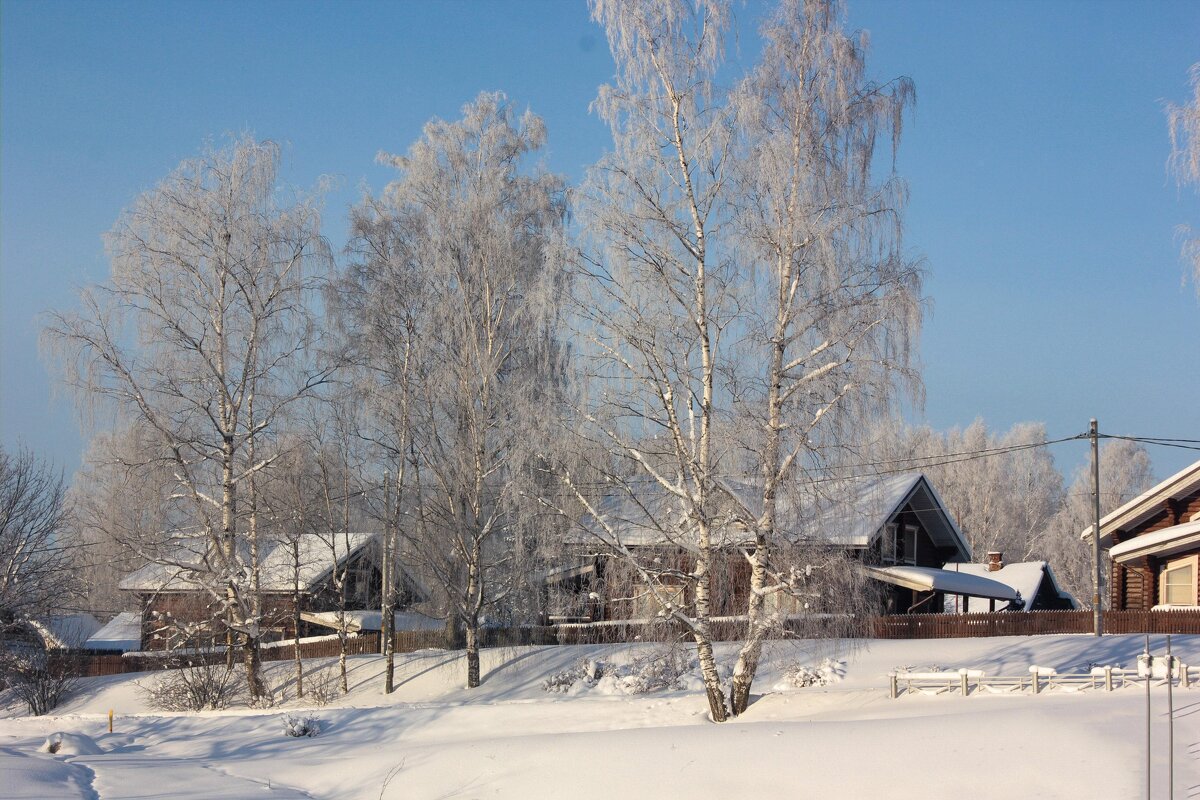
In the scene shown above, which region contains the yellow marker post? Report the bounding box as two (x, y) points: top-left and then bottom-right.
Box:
(108, 709), (113, 733)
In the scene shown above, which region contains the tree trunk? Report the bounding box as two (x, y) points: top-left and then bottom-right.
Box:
(465, 617), (480, 689)
(382, 471), (395, 694)
(731, 543), (769, 715)
(692, 541), (728, 722)
(292, 538), (304, 698)
(337, 615), (349, 695)
(242, 635), (265, 701)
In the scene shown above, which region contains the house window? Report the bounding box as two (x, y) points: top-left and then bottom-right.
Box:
(902, 525), (918, 565)
(882, 524), (898, 564)
(881, 523), (918, 565)
(1161, 561), (1196, 606)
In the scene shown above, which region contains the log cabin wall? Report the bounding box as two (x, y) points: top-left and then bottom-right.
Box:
(1108, 487), (1200, 611)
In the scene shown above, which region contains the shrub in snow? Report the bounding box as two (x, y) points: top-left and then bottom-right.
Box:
(544, 648), (694, 695)
(1, 649), (80, 716)
(542, 659), (603, 693)
(139, 659), (243, 712)
(283, 714), (321, 738)
(778, 658), (846, 689)
(612, 648), (690, 694)
(304, 666), (340, 706)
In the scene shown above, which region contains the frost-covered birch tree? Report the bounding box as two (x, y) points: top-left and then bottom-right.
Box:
(1168, 63), (1200, 290)
(346, 93), (566, 689)
(43, 136), (333, 699)
(341, 166), (429, 694)
(574, 0), (920, 720)
(573, 0), (735, 722)
(722, 0), (920, 716)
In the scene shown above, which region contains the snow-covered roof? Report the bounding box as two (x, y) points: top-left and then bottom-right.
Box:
(866, 565), (1020, 601)
(24, 614), (102, 649)
(1109, 520), (1200, 563)
(944, 561), (1077, 610)
(1085, 458), (1200, 548)
(301, 610), (444, 633)
(564, 481), (751, 548)
(790, 474), (969, 559)
(565, 472), (970, 561)
(84, 611), (141, 651)
(119, 532), (379, 593)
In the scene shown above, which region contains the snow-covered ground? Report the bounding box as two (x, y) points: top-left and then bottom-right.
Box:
(0, 634), (1189, 799)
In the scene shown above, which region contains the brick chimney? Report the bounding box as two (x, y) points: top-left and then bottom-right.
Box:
(986, 551), (1004, 572)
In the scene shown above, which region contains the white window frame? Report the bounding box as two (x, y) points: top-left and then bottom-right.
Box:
(1160, 555), (1199, 607)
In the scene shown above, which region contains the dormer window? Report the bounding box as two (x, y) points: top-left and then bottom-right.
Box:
(881, 523), (918, 565)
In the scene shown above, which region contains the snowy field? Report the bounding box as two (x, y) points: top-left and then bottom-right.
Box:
(0, 634), (1190, 799)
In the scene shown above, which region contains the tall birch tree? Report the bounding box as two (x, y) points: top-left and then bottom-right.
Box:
(44, 136), (333, 699)
(723, 0), (920, 715)
(345, 93), (566, 689)
(574, 0), (735, 721)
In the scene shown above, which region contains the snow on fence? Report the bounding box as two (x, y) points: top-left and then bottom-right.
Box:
(889, 665), (1137, 698)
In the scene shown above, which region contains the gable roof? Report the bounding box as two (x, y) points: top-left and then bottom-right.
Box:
(118, 532), (378, 593)
(789, 473), (970, 560)
(1085, 458), (1200, 548)
(566, 472), (971, 561)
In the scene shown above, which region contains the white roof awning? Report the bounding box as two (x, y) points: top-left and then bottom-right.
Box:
(867, 565), (1020, 602)
(1109, 521), (1200, 563)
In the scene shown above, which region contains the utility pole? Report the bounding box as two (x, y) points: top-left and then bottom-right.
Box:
(1167, 634), (1175, 800)
(1145, 635), (1152, 800)
(1091, 418), (1103, 637)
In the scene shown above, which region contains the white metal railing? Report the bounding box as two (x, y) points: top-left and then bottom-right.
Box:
(888, 663), (1150, 698)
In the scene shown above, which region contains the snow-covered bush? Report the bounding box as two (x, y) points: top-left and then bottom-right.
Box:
(543, 647), (696, 695)
(542, 659), (604, 693)
(283, 714), (321, 738)
(777, 658), (846, 689)
(609, 648), (690, 694)
(139, 659), (243, 712)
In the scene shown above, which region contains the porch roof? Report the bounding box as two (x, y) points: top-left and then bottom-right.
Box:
(866, 565), (1020, 602)
(1109, 520), (1200, 563)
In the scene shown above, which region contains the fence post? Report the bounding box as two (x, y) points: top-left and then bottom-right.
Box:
(1031, 668), (1040, 695)
(889, 673), (898, 699)
(1106, 666), (1113, 692)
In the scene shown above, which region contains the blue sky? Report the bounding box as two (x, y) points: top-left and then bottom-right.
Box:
(2, 0), (1198, 480)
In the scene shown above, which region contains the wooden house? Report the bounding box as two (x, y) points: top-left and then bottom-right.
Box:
(118, 532), (427, 650)
(1091, 458), (1200, 610)
(546, 472), (1018, 622)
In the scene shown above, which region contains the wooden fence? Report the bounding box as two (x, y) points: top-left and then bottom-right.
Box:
(53, 609), (1200, 678)
(869, 609), (1200, 639)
